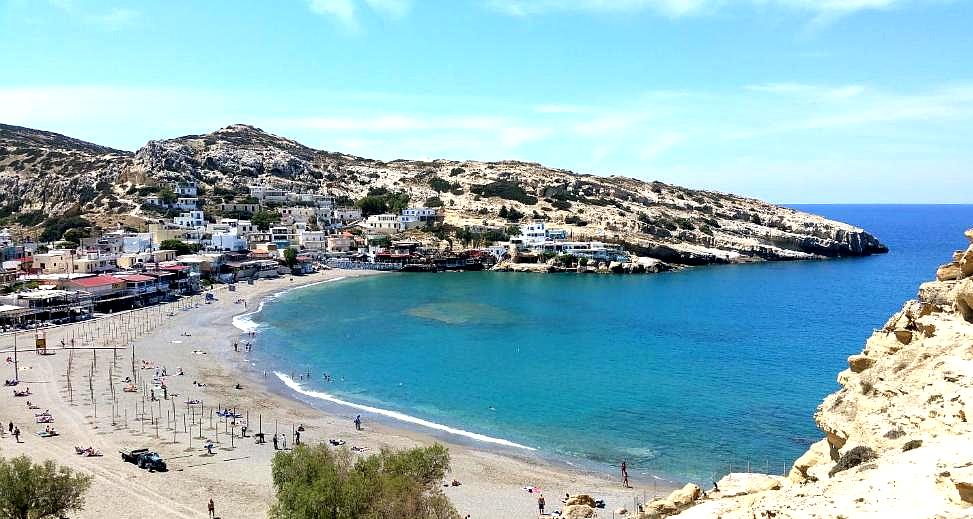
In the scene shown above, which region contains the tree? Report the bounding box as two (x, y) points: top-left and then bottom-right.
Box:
(252, 210), (280, 231)
(158, 187), (177, 205)
(283, 247), (298, 268)
(356, 196), (388, 217)
(0, 455), (93, 519)
(270, 444), (459, 519)
(159, 239), (197, 256)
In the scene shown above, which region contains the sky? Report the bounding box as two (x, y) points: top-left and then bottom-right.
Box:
(1, 0), (971, 203)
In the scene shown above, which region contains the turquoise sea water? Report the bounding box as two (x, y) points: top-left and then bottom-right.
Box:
(247, 205), (973, 483)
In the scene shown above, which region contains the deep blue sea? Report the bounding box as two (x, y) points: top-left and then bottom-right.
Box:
(245, 205), (973, 483)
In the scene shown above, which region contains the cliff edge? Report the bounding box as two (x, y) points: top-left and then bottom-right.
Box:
(640, 229), (973, 518)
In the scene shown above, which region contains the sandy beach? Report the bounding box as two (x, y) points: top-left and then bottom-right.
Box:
(0, 269), (673, 519)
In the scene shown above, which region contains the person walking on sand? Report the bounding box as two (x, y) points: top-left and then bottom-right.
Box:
(621, 460), (631, 488)
(537, 494), (545, 516)
(354, 414), (362, 431)
(13, 426), (20, 443)
(207, 497), (215, 518)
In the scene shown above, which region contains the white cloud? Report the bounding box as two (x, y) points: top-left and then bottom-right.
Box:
(639, 132), (687, 160)
(573, 113), (652, 137)
(307, 0), (412, 28)
(486, 0), (918, 17)
(46, 0), (139, 28)
(534, 104), (593, 114)
(746, 82), (866, 99)
(363, 0), (411, 17)
(276, 114), (508, 132)
(728, 84), (973, 139)
(308, 0), (358, 28)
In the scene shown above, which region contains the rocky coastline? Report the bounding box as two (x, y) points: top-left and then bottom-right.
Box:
(625, 229), (973, 518)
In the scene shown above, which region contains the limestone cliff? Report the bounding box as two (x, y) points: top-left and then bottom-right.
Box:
(652, 229), (973, 519)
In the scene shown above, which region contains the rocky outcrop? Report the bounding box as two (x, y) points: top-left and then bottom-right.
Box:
(667, 228), (973, 518)
(0, 124), (134, 218)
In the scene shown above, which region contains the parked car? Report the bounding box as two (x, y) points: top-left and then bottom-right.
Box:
(120, 448), (167, 472)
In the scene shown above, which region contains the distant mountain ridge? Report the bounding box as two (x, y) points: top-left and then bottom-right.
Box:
(0, 123), (888, 264)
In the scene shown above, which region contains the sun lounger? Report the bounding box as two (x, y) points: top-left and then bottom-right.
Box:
(36, 416), (54, 423)
(37, 430), (59, 437)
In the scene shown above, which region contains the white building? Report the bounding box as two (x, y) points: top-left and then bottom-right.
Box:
(279, 207), (316, 226)
(299, 230), (328, 250)
(175, 181), (198, 197)
(270, 226), (298, 246)
(211, 232), (248, 252)
(174, 197), (199, 211)
(402, 207), (438, 223)
(121, 233), (153, 253)
(514, 221), (549, 246)
(362, 214), (403, 234)
(331, 207), (362, 225)
(174, 210), (205, 229)
(249, 185), (288, 203)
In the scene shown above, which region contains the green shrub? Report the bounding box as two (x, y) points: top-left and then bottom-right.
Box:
(829, 446), (877, 477)
(0, 455), (93, 519)
(270, 444), (459, 519)
(470, 181), (537, 205)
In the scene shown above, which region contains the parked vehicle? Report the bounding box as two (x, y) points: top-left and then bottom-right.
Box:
(120, 448), (167, 472)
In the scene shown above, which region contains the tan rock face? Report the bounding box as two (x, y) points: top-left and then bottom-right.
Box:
(938, 262), (962, 281)
(562, 504), (595, 518)
(565, 494), (596, 508)
(788, 439), (831, 483)
(668, 483), (701, 508)
(715, 473), (783, 497)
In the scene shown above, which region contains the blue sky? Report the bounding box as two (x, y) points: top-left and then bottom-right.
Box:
(1, 0), (971, 203)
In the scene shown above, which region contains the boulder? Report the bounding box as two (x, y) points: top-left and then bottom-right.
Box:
(667, 482), (702, 509)
(955, 279), (973, 322)
(960, 246), (973, 278)
(950, 466), (973, 505)
(565, 495), (596, 508)
(847, 354), (875, 373)
(562, 504), (595, 518)
(966, 228), (973, 244)
(715, 473), (783, 497)
(788, 439), (832, 483)
(919, 281), (955, 307)
(937, 263), (962, 281)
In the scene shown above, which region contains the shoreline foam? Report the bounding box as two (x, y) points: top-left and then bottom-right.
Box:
(275, 372), (536, 451)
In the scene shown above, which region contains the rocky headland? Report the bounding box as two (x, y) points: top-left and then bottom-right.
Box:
(0, 123), (888, 267)
(625, 229), (973, 518)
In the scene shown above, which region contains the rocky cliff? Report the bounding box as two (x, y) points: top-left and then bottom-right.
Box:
(0, 124), (135, 220)
(1, 123), (888, 265)
(650, 229), (973, 518)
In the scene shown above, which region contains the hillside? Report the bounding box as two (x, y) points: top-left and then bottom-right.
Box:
(1, 123), (888, 264)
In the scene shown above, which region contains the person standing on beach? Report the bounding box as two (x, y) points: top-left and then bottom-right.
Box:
(207, 497), (215, 518)
(621, 461), (631, 488)
(537, 494), (545, 516)
(13, 426), (20, 443)
(354, 415), (362, 431)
